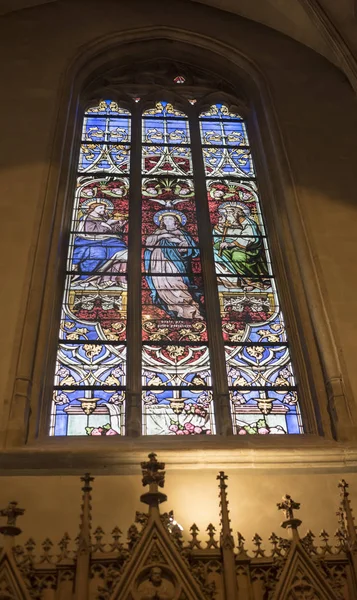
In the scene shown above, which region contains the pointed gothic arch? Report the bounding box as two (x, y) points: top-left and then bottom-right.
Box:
(5, 27), (351, 456)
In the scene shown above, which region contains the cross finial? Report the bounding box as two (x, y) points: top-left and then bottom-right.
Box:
(338, 479), (349, 498)
(277, 494), (300, 521)
(277, 494), (301, 541)
(0, 502), (24, 527)
(140, 453), (167, 509)
(81, 473), (94, 492)
(217, 471), (228, 487)
(0, 501), (25, 537)
(141, 452), (166, 488)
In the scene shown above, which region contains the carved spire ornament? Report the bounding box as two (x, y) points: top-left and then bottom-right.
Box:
(0, 501), (32, 599)
(337, 478), (357, 587)
(338, 478), (357, 550)
(217, 472), (233, 548)
(75, 473), (94, 600)
(272, 492), (341, 600)
(217, 472), (238, 599)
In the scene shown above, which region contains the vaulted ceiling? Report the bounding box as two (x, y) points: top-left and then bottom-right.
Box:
(191, 0), (357, 66)
(1, 0), (356, 70)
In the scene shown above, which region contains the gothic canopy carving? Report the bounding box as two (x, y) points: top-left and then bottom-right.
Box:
(0, 457), (355, 599)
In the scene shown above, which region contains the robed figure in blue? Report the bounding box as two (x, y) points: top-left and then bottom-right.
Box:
(144, 210), (205, 320)
(72, 199), (128, 288)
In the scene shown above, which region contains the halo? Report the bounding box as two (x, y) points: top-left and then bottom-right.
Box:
(218, 201), (251, 216)
(153, 209), (187, 226)
(80, 197), (114, 210)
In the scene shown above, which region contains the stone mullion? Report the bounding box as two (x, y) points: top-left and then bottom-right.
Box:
(189, 109), (233, 436)
(125, 103), (142, 436)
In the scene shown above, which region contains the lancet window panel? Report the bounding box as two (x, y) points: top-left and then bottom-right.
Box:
(50, 97), (303, 437)
(199, 104), (302, 436)
(141, 102), (214, 436)
(50, 100), (130, 437)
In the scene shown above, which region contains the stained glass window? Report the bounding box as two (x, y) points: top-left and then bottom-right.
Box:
(50, 97), (303, 437)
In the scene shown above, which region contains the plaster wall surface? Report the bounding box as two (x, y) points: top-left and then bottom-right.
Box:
(0, 0), (357, 536)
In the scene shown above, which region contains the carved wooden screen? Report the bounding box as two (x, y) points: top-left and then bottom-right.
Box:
(50, 97), (303, 437)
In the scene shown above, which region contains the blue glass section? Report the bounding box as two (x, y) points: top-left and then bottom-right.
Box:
(78, 145), (130, 173)
(82, 118), (107, 142)
(142, 119), (165, 143)
(200, 121), (247, 146)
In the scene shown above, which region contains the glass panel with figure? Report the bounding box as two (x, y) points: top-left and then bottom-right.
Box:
(141, 103), (215, 436)
(200, 104), (303, 435)
(50, 100), (130, 436)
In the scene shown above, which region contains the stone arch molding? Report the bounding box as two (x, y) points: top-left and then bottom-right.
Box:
(6, 25), (353, 450)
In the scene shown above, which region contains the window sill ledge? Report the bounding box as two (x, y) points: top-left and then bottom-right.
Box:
(0, 434), (357, 474)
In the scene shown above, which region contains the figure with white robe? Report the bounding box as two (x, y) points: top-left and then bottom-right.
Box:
(144, 210), (204, 320)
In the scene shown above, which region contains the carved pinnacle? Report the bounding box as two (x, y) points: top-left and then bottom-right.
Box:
(24, 538), (36, 557)
(58, 533), (71, 561)
(77, 473), (94, 556)
(269, 533), (282, 557)
(206, 524), (219, 549)
(217, 472), (237, 599)
(319, 529), (332, 555)
(40, 538), (54, 564)
(337, 479), (357, 549)
(217, 472), (234, 549)
(252, 533), (265, 558)
(188, 523), (202, 549)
